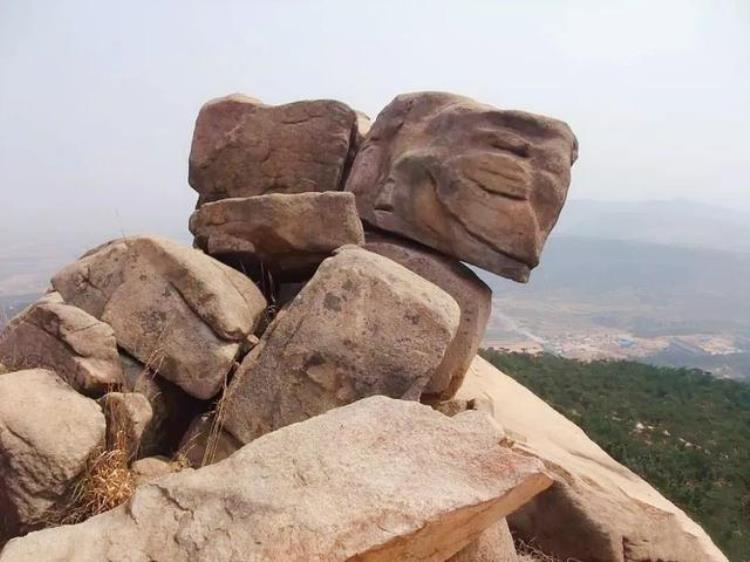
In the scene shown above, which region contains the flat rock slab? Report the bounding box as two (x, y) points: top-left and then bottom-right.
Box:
(0, 369), (105, 541)
(346, 91), (578, 282)
(221, 246), (461, 443)
(51, 236), (267, 399)
(0, 292), (122, 394)
(364, 232), (491, 401)
(189, 94), (358, 205)
(0, 396), (552, 562)
(449, 356), (729, 562)
(190, 192), (364, 279)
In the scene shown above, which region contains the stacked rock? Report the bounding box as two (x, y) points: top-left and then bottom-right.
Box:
(1, 91), (725, 562)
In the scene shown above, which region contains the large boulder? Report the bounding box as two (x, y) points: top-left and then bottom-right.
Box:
(448, 519), (518, 562)
(447, 356), (729, 562)
(346, 92), (578, 282)
(51, 236), (267, 399)
(0, 293), (122, 394)
(221, 246), (461, 443)
(0, 369), (105, 541)
(0, 397), (552, 562)
(189, 94), (359, 205)
(364, 232), (491, 401)
(189, 192), (365, 280)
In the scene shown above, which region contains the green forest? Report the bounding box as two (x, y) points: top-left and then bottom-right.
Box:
(479, 350), (750, 561)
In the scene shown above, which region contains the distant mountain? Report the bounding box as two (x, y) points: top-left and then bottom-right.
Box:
(554, 199), (750, 253)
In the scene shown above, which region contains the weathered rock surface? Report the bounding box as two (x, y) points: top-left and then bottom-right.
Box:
(448, 519), (518, 562)
(178, 413), (241, 468)
(0, 292), (122, 394)
(51, 236), (267, 399)
(190, 192), (364, 279)
(221, 246), (461, 443)
(0, 369), (105, 541)
(0, 397), (552, 562)
(346, 92), (578, 282)
(189, 94), (358, 205)
(364, 232), (491, 400)
(98, 392), (153, 460)
(448, 356), (729, 562)
(130, 456), (177, 486)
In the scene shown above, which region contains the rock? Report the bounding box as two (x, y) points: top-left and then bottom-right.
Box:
(98, 392), (153, 460)
(221, 246), (461, 443)
(450, 356), (729, 562)
(51, 236), (267, 399)
(346, 92), (578, 282)
(0, 363), (7, 374)
(448, 519), (518, 562)
(177, 413), (241, 468)
(189, 192), (365, 280)
(189, 94), (359, 205)
(130, 456), (177, 486)
(0, 369), (105, 541)
(364, 232), (491, 400)
(0, 292), (123, 394)
(0, 397), (552, 562)
(119, 352), (203, 457)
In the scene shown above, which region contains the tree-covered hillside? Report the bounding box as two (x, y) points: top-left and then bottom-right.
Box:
(479, 350), (750, 561)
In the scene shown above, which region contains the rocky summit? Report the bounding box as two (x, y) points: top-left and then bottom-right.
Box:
(0, 91), (728, 561)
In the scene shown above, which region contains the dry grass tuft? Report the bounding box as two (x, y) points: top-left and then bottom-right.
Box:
(42, 429), (136, 528)
(515, 538), (571, 562)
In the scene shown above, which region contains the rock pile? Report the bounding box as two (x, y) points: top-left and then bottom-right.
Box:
(0, 91), (727, 561)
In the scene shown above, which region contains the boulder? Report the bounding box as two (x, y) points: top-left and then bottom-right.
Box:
(0, 369), (105, 541)
(221, 246), (461, 443)
(119, 352), (203, 457)
(51, 236), (267, 399)
(0, 397), (552, 562)
(130, 456), (177, 486)
(448, 519), (518, 562)
(189, 192), (364, 280)
(98, 392), (153, 460)
(447, 356), (729, 562)
(346, 92), (578, 282)
(364, 232), (491, 400)
(0, 292), (122, 394)
(189, 94), (359, 205)
(177, 413), (241, 468)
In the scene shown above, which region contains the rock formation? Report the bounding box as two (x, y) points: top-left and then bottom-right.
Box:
(0, 397), (551, 562)
(51, 236), (266, 399)
(441, 356), (729, 562)
(0, 292), (122, 394)
(189, 95), (359, 205)
(346, 92), (578, 282)
(189, 191), (364, 280)
(221, 245), (461, 443)
(0, 370), (105, 541)
(0, 89), (729, 561)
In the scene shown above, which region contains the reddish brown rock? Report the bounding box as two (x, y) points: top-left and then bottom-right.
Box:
(346, 92), (578, 282)
(189, 94), (359, 205)
(364, 232), (491, 400)
(189, 192), (364, 280)
(448, 519), (518, 562)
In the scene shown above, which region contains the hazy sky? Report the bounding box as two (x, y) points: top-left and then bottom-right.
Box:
(1, 0), (748, 245)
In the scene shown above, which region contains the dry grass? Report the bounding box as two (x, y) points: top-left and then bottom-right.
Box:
(514, 539), (569, 562)
(40, 427), (135, 528)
